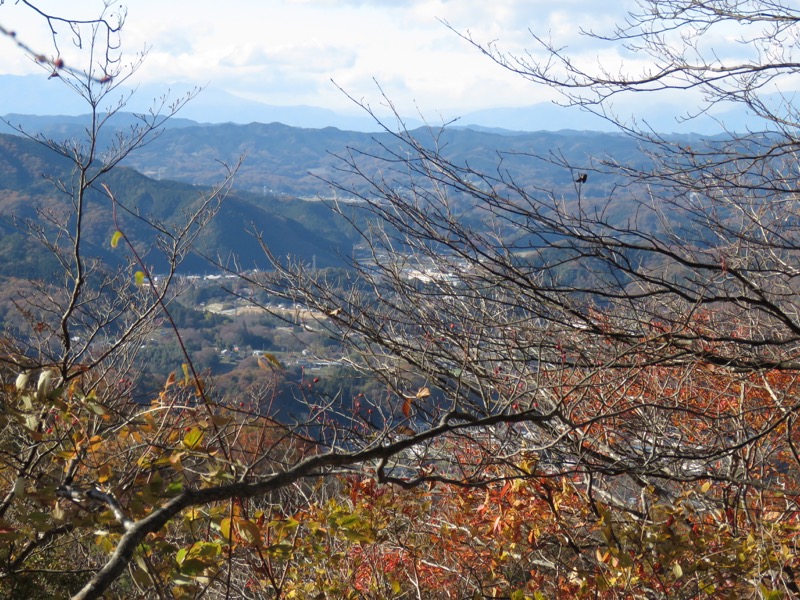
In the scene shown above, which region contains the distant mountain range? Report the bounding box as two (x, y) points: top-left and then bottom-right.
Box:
(0, 74), (763, 134)
(0, 112), (654, 198)
(0, 110), (735, 281)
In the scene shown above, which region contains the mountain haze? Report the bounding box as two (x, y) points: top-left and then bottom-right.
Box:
(1, 113), (649, 198)
(0, 74), (757, 134)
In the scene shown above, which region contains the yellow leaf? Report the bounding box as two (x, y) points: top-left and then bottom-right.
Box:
(134, 271), (145, 286)
(12, 477), (25, 499)
(220, 517), (232, 541)
(257, 352), (283, 370)
(235, 519), (262, 547)
(110, 230), (123, 248)
(672, 562), (683, 578)
(182, 427), (204, 450)
(88, 435), (103, 452)
(97, 464), (112, 483)
(415, 387), (431, 400)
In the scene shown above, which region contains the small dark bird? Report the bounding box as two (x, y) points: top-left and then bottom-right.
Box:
(575, 173), (588, 184)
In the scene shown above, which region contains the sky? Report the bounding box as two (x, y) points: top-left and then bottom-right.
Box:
(0, 1), (629, 117)
(0, 1), (790, 132)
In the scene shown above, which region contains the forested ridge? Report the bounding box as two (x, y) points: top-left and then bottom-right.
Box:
(3, 112), (652, 196)
(0, 132), (360, 277)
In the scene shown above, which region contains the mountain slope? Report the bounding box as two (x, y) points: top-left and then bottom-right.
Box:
(0, 133), (359, 279)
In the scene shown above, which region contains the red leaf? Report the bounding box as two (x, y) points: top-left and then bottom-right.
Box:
(402, 397), (412, 418)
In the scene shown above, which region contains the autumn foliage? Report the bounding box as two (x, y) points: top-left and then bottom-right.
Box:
(7, 0), (800, 598)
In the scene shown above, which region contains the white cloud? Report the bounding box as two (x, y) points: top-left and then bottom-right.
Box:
(123, 0), (635, 113)
(0, 0), (684, 117)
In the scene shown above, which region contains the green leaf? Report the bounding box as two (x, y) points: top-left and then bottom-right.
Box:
(336, 514), (363, 529)
(190, 541), (222, 559)
(110, 230), (123, 248)
(27, 511), (52, 532)
(86, 401), (109, 416)
(176, 541), (222, 576)
(134, 270), (145, 286)
(179, 557), (211, 576)
(96, 532), (116, 554)
(165, 481), (184, 496)
(341, 528), (372, 543)
(759, 585), (783, 600)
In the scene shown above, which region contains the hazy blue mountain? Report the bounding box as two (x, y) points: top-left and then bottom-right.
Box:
(118, 121), (647, 198)
(0, 73), (762, 134)
(0, 75), (408, 132)
(0, 113), (654, 199)
(458, 100), (761, 135)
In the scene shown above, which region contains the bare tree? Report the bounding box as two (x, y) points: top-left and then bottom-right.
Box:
(252, 1), (800, 595)
(0, 3), (233, 597)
